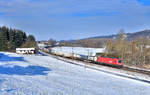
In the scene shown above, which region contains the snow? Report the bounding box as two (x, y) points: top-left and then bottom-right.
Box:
(51, 46), (105, 56)
(0, 52), (150, 95)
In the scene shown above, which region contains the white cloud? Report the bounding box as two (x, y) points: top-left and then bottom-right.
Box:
(0, 0), (150, 40)
(0, 0), (150, 16)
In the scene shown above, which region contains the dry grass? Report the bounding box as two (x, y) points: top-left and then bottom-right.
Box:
(143, 64), (150, 69)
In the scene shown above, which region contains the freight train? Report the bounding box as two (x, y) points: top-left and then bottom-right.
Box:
(49, 48), (123, 68)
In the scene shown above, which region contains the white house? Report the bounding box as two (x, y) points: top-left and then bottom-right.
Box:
(38, 43), (48, 49)
(16, 48), (36, 54)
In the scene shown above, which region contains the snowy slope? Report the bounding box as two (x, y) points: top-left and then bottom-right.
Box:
(0, 52), (150, 95)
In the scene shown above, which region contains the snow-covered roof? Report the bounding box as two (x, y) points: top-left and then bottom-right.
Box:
(16, 48), (35, 51)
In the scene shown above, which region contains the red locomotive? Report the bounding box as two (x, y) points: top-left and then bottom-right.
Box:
(50, 48), (123, 67)
(96, 56), (123, 67)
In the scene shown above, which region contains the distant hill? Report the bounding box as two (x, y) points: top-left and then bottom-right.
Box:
(89, 30), (150, 41)
(126, 30), (150, 40)
(59, 30), (150, 48)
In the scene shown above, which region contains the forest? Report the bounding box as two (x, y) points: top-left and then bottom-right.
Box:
(0, 26), (37, 51)
(106, 31), (150, 68)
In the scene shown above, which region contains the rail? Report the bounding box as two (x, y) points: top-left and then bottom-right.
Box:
(40, 50), (150, 76)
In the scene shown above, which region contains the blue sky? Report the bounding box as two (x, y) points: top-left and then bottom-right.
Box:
(0, 0), (150, 40)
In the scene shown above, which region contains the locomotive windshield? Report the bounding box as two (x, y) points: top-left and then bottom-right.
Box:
(118, 60), (122, 63)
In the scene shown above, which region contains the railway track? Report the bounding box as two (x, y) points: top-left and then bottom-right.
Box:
(40, 51), (150, 76)
(122, 66), (150, 76)
(39, 51), (150, 84)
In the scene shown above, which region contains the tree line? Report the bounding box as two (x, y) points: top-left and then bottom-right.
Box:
(106, 30), (150, 67)
(59, 38), (107, 48)
(0, 26), (37, 51)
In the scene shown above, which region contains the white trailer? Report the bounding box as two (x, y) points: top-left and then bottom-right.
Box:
(16, 48), (35, 54)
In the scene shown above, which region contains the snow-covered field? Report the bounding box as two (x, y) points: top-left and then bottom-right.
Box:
(0, 52), (150, 95)
(51, 46), (105, 56)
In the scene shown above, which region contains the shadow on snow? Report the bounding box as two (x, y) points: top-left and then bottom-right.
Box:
(0, 53), (26, 62)
(0, 65), (51, 76)
(37, 51), (48, 56)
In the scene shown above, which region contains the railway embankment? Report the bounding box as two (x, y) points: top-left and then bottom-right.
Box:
(40, 51), (150, 84)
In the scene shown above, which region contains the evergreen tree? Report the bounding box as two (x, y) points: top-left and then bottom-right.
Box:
(0, 26), (36, 51)
(21, 35), (37, 48)
(0, 26), (9, 50)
